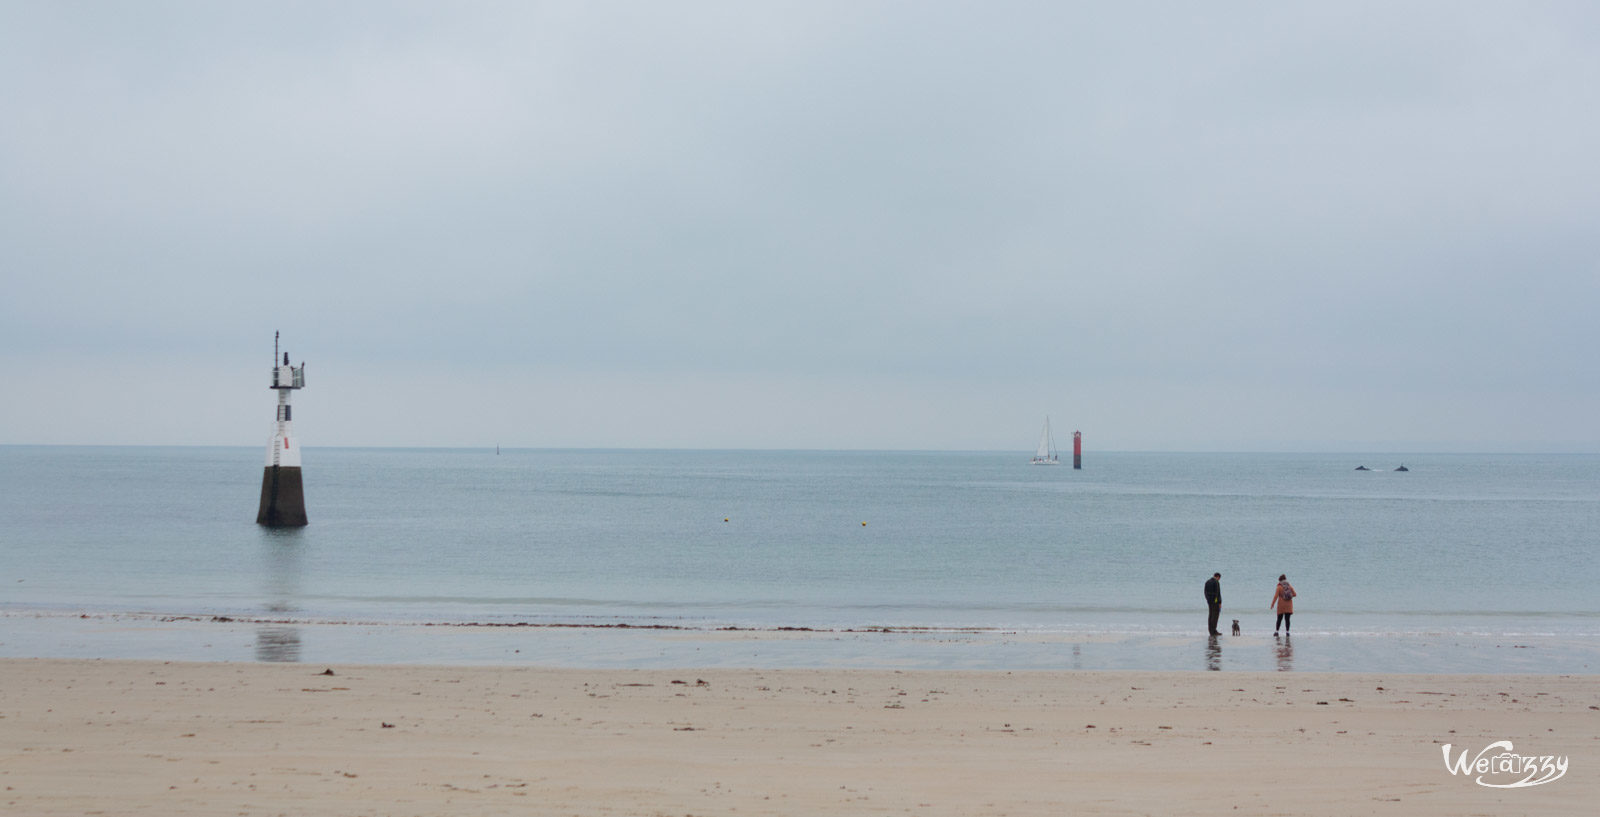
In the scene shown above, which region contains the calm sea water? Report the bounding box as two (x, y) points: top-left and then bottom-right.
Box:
(2, 446), (1597, 671)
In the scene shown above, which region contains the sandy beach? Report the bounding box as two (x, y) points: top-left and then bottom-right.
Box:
(1, 659), (1593, 816)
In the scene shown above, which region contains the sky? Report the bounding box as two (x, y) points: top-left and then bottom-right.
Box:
(2, 1), (1597, 452)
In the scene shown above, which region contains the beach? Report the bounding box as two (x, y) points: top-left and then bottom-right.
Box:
(2, 658), (1592, 815)
(4, 450), (1597, 813)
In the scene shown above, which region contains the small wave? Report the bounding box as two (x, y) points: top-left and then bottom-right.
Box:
(8, 608), (1600, 640)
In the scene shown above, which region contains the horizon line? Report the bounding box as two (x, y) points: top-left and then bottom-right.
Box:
(3, 443), (1598, 456)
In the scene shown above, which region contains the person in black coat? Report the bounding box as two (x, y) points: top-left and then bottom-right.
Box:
(1204, 573), (1223, 636)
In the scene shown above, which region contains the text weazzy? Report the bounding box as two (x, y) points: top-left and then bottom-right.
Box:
(1441, 740), (1568, 788)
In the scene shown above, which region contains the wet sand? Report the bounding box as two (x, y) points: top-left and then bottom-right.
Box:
(1, 658), (1593, 815)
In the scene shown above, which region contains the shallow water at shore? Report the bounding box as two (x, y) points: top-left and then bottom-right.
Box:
(4, 613), (1596, 673)
(3, 446), (1597, 671)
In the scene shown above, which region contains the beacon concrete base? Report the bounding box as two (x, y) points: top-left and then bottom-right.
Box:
(256, 465), (307, 526)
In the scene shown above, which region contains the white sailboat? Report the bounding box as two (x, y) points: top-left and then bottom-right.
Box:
(1030, 416), (1060, 465)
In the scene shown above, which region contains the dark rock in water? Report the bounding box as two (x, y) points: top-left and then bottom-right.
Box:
(1354, 465), (1370, 471)
(1395, 464), (1409, 472)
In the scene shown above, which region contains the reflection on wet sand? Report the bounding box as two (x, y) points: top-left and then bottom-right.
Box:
(1205, 634), (1222, 670)
(255, 626), (302, 662)
(1275, 634), (1294, 671)
(258, 528), (304, 662)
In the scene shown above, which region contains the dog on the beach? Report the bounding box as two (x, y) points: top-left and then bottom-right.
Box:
(1231, 619), (1241, 636)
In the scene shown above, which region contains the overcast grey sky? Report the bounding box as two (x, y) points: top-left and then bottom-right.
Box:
(3, 1), (1597, 451)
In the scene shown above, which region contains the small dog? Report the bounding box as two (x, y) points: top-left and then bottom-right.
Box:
(1231, 619), (1241, 636)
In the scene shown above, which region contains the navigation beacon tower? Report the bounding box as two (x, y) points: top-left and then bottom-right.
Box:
(256, 332), (308, 526)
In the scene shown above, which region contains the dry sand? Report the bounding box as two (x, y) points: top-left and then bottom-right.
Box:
(1, 658), (1593, 816)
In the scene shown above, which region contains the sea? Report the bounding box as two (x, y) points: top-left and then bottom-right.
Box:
(2, 446), (1597, 673)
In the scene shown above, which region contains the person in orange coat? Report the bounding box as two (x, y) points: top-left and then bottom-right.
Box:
(1270, 574), (1297, 635)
